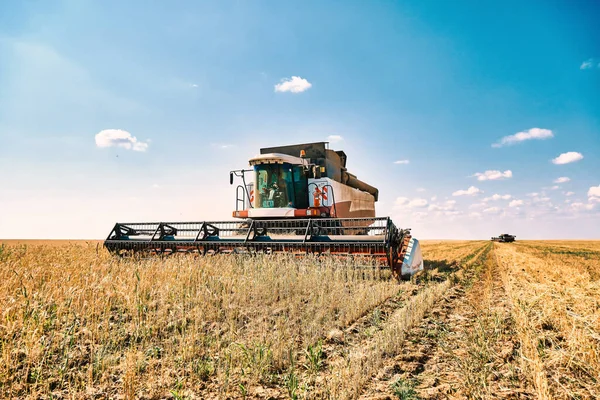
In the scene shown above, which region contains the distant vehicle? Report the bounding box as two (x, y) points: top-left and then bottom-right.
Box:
(491, 234), (516, 243)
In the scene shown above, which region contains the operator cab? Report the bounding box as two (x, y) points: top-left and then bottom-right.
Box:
(231, 153), (317, 218)
(230, 142), (378, 220)
(253, 156), (309, 210)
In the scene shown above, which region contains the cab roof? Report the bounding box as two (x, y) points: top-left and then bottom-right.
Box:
(248, 153), (307, 166)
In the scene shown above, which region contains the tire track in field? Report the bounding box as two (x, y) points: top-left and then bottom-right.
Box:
(234, 242), (489, 399)
(321, 241), (491, 359)
(228, 243), (489, 399)
(307, 242), (491, 399)
(355, 243), (490, 399)
(357, 242), (533, 399)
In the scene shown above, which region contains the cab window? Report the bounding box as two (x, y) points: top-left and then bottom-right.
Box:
(254, 163), (295, 208)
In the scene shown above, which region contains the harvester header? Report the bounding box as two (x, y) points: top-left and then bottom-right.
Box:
(104, 142), (423, 279)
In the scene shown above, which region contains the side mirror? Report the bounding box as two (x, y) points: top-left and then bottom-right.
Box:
(229, 172), (234, 185)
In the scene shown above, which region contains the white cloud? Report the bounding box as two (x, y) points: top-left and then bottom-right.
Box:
(274, 76), (312, 93)
(190, 83), (199, 88)
(430, 196), (437, 202)
(492, 128), (553, 148)
(509, 199), (523, 207)
(211, 143), (234, 149)
(395, 197), (428, 208)
(152, 183), (160, 189)
(527, 192), (539, 197)
(428, 200), (456, 212)
(571, 202), (595, 211)
(473, 170), (512, 181)
(483, 207), (501, 214)
(444, 211), (462, 217)
(469, 212), (482, 219)
(564, 191), (574, 196)
(483, 194), (512, 202)
(95, 129), (149, 152)
(327, 135), (344, 143)
(589, 185), (600, 201)
(580, 59), (595, 70)
(453, 186), (483, 196)
(393, 159), (410, 164)
(552, 152), (583, 165)
(469, 202), (486, 209)
(409, 198), (428, 208)
(416, 188), (426, 192)
(412, 211), (428, 218)
(554, 177), (570, 183)
(550, 185), (560, 190)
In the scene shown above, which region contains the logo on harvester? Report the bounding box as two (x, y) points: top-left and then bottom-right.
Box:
(312, 185), (329, 207)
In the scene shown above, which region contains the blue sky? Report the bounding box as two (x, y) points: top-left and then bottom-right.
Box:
(1, 0), (599, 239)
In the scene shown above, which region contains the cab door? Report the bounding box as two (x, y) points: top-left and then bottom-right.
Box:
(293, 166), (309, 209)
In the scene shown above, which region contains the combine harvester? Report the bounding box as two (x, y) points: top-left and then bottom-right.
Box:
(491, 234), (516, 243)
(104, 142), (423, 279)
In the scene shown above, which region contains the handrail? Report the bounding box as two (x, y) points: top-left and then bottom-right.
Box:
(322, 184), (337, 217)
(235, 185), (246, 211)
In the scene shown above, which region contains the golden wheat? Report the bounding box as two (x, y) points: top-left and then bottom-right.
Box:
(4, 240), (594, 398)
(0, 243), (403, 398)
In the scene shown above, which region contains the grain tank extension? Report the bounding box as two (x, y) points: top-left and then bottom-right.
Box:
(104, 142), (423, 279)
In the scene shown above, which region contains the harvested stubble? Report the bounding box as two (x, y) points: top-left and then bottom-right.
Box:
(321, 241), (490, 399)
(319, 240), (599, 400)
(1, 243), (403, 398)
(495, 241), (600, 399)
(419, 240), (487, 263)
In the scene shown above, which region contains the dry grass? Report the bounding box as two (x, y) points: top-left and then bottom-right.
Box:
(315, 241), (490, 399)
(2, 240), (596, 399)
(495, 241), (600, 399)
(0, 242), (411, 399)
(329, 240), (598, 400)
(324, 277), (455, 399)
(0, 239), (103, 246)
(434, 246), (531, 398)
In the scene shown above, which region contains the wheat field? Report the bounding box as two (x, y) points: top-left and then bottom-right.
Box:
(0, 240), (598, 399)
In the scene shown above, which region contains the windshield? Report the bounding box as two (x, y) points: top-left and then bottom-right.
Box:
(255, 163), (295, 208)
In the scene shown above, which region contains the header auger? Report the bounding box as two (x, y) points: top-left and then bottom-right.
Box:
(104, 142), (423, 279)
